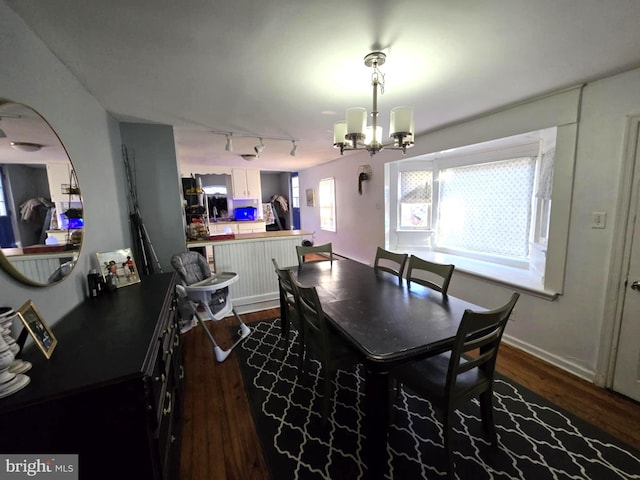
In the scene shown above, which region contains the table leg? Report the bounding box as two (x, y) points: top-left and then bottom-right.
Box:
(364, 367), (389, 480)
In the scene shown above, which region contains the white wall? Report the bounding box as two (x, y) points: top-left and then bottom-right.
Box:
(0, 0), (129, 324)
(300, 68), (640, 383)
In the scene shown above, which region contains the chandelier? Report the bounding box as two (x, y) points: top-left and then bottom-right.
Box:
(333, 51), (415, 157)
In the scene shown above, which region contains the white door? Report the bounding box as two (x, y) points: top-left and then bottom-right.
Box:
(612, 120), (640, 402)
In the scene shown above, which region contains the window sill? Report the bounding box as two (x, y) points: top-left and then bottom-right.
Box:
(405, 248), (559, 300)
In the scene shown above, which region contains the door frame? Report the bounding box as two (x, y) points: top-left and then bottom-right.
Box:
(597, 113), (640, 388)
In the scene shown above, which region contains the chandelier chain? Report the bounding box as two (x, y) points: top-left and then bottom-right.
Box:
(372, 65), (385, 95)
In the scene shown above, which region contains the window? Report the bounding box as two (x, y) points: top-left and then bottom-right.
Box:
(399, 170), (432, 229)
(0, 168), (6, 216)
(387, 128), (557, 292)
(291, 175), (299, 209)
(437, 157), (536, 260)
(319, 177), (336, 232)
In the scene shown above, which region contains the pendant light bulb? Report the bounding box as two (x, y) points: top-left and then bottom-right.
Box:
(225, 133), (233, 152)
(290, 140), (297, 157)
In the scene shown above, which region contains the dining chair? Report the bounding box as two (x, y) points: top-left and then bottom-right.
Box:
(290, 272), (359, 424)
(272, 258), (304, 368)
(390, 292), (520, 478)
(296, 242), (333, 266)
(373, 247), (409, 284)
(406, 254), (455, 295)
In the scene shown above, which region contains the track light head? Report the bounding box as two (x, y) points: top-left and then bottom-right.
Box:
(225, 133), (233, 152)
(254, 138), (265, 154)
(290, 140), (297, 157)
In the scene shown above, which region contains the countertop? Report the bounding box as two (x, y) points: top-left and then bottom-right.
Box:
(187, 229), (313, 247)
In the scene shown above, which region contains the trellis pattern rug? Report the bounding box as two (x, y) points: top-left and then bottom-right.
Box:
(236, 319), (640, 479)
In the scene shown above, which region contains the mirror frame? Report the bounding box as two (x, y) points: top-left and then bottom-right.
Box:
(0, 101), (84, 287)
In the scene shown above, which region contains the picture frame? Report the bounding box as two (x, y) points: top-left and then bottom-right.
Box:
(17, 300), (57, 359)
(96, 248), (140, 288)
(306, 188), (315, 207)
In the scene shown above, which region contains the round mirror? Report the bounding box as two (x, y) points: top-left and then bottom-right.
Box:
(0, 102), (83, 286)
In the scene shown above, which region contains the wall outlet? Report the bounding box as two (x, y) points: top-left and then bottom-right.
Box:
(591, 212), (606, 229)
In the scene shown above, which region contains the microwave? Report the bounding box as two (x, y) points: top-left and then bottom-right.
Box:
(234, 207), (257, 221)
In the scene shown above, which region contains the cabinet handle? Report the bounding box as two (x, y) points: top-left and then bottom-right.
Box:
(154, 373), (166, 383)
(173, 336), (180, 347)
(179, 365), (184, 380)
(163, 391), (173, 416)
(171, 435), (176, 443)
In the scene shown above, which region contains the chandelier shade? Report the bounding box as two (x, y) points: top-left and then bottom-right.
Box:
(333, 51), (415, 156)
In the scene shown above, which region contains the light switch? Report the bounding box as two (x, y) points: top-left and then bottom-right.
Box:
(591, 212), (606, 229)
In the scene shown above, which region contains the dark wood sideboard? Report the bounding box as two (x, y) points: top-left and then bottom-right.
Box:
(0, 272), (183, 480)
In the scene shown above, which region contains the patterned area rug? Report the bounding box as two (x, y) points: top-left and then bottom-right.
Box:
(236, 319), (640, 480)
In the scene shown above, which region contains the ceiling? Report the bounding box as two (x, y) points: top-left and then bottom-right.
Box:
(6, 0), (640, 172)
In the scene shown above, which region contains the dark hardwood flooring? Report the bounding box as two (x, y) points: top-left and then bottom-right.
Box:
(179, 308), (640, 479)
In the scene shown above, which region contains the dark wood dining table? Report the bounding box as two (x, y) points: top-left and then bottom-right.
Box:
(283, 258), (484, 480)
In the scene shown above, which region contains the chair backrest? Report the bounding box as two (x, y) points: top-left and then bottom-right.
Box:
(373, 247), (408, 283)
(446, 292), (520, 400)
(290, 273), (331, 347)
(406, 255), (455, 294)
(171, 251), (212, 286)
(296, 243), (333, 266)
(272, 258), (295, 298)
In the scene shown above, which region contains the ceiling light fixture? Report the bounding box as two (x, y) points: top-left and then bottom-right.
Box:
(10, 141), (43, 152)
(211, 131), (299, 159)
(254, 138), (265, 154)
(333, 51), (415, 157)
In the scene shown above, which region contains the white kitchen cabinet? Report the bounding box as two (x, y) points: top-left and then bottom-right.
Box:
(237, 221), (266, 233)
(231, 168), (261, 199)
(210, 221), (266, 234)
(210, 223), (238, 235)
(46, 163), (81, 203)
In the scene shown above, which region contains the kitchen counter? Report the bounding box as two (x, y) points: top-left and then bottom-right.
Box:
(186, 230), (312, 312)
(187, 229), (312, 247)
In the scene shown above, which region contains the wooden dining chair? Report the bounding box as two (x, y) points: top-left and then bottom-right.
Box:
(373, 247), (409, 284)
(272, 258), (304, 368)
(296, 243), (333, 266)
(290, 273), (359, 424)
(406, 254), (455, 294)
(390, 292), (520, 478)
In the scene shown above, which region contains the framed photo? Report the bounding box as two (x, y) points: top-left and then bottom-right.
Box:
(96, 248), (140, 288)
(17, 300), (57, 359)
(306, 188), (315, 207)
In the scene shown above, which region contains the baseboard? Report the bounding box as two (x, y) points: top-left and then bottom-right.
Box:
(232, 292), (280, 315)
(502, 333), (595, 383)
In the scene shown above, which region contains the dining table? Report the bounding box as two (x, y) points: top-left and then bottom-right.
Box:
(283, 257), (485, 480)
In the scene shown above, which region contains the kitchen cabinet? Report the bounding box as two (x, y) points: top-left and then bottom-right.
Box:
(210, 221), (266, 235)
(231, 168), (261, 199)
(237, 221), (266, 233)
(0, 273), (183, 480)
(46, 163), (81, 203)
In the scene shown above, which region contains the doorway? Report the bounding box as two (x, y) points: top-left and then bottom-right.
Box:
(611, 115), (640, 402)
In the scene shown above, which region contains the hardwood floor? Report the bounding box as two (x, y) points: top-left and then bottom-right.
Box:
(179, 309), (640, 479)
